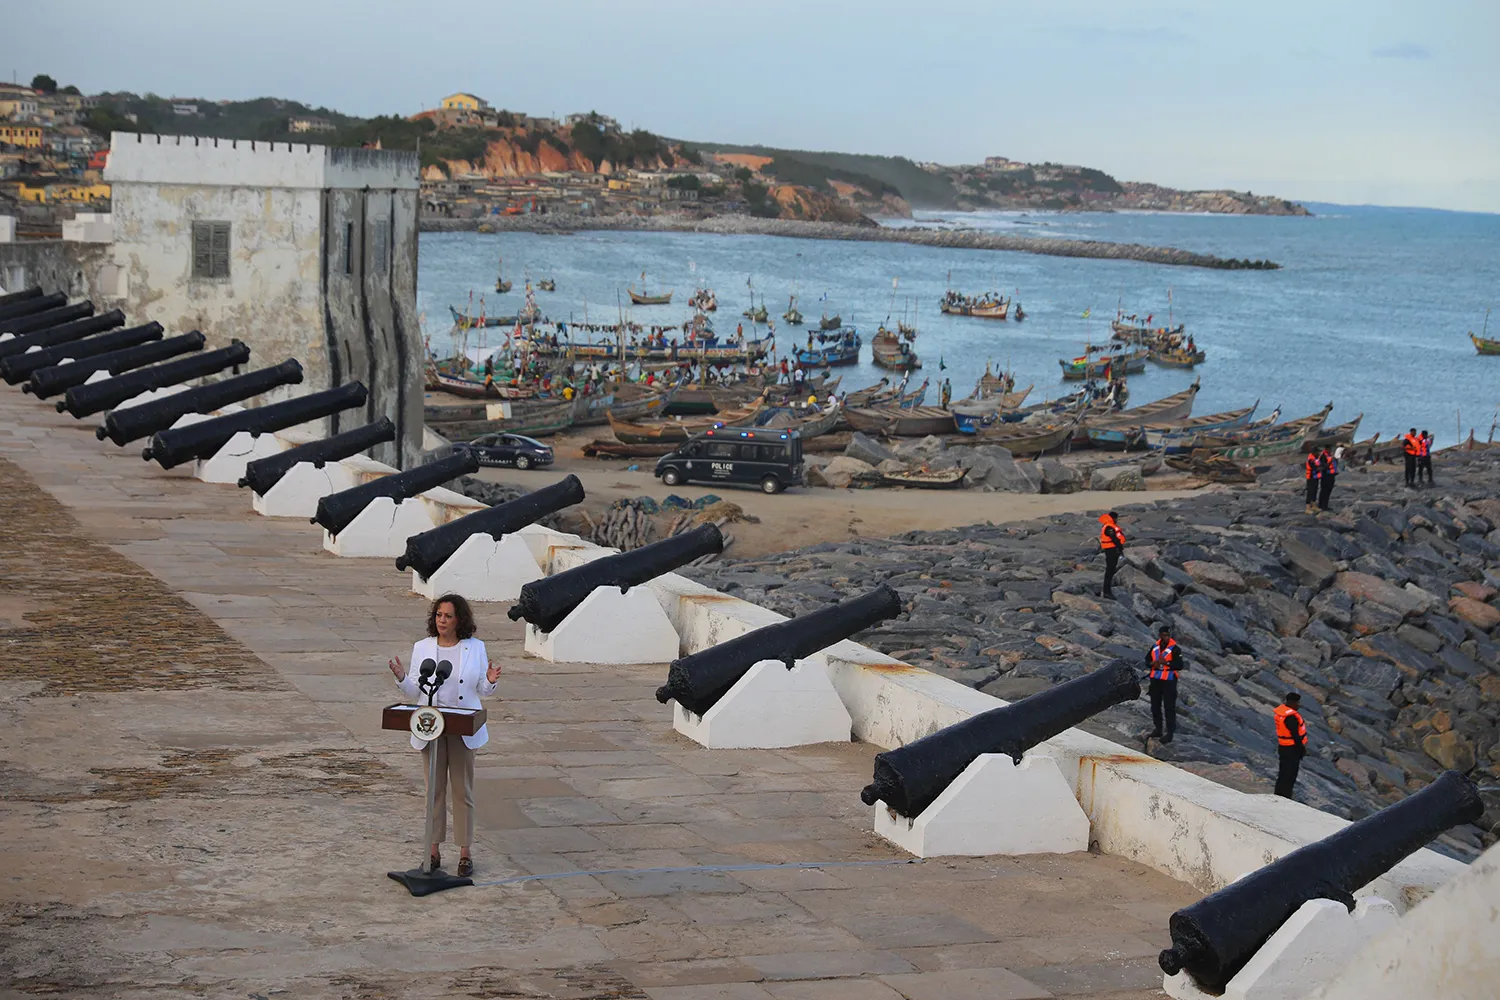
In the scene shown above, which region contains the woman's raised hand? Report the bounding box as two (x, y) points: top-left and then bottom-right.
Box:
(487, 659), (502, 684)
(388, 654), (404, 680)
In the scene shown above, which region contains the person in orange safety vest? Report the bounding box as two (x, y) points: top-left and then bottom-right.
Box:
(1418, 429), (1434, 486)
(1316, 447), (1338, 511)
(1098, 511), (1125, 599)
(1145, 625), (1184, 744)
(1303, 449), (1321, 514)
(1274, 692), (1309, 799)
(1402, 428), (1421, 489)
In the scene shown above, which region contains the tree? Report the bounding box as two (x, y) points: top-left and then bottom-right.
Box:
(83, 105), (135, 139)
(30, 74), (57, 94)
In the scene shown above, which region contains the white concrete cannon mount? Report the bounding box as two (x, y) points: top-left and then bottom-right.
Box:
(322, 486), (485, 559)
(411, 524), (584, 603)
(871, 751), (1090, 859)
(194, 430), (290, 484)
(524, 584), (680, 665)
(1166, 895), (1400, 1000)
(254, 454), (396, 518)
(672, 658), (853, 749)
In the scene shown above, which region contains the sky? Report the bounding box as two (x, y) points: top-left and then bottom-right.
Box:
(4, 0), (1498, 213)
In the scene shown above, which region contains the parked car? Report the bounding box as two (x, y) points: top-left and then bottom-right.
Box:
(459, 433), (554, 470)
(653, 425), (804, 494)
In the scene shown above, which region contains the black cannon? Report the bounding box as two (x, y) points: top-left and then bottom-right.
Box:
(142, 382), (370, 469)
(58, 340), (248, 418)
(655, 585), (902, 715)
(507, 523), (724, 633)
(0, 302), (95, 341)
(312, 451), (480, 537)
(0, 308), (120, 361)
(0, 289), (63, 322)
(238, 416), (397, 495)
(1157, 769), (1482, 993)
(395, 474), (585, 579)
(27, 332), (206, 398)
(96, 359), (303, 446)
(859, 659), (1141, 818)
(3, 321), (163, 385)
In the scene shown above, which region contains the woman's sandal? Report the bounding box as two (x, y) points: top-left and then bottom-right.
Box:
(457, 857), (473, 877)
(430, 852), (441, 871)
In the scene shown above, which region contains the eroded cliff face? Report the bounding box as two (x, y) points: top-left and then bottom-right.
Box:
(431, 128), (678, 179)
(770, 185), (877, 226)
(828, 180), (913, 219)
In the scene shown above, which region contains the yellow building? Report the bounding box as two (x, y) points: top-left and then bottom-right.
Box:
(440, 92), (488, 111)
(51, 181), (111, 203)
(0, 123), (44, 149)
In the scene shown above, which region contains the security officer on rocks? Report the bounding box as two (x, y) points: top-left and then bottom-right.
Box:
(1145, 625), (1182, 744)
(1274, 692), (1308, 799)
(1098, 511), (1125, 599)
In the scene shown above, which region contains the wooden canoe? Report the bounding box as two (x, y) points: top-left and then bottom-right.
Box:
(628, 288), (673, 305)
(606, 397), (768, 445)
(1084, 380), (1201, 448)
(843, 405), (955, 438)
(1140, 403), (1259, 451)
(871, 328), (921, 371)
(965, 413), (1083, 457)
(758, 402), (844, 439)
(1059, 347), (1148, 380)
(1470, 332), (1500, 356)
(881, 467), (969, 489)
(1301, 414), (1363, 453)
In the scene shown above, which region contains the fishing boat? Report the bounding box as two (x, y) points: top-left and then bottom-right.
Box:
(757, 401), (844, 439)
(448, 305), (513, 329)
(845, 378), (896, 408)
(606, 396), (770, 445)
(517, 333), (771, 365)
(819, 313), (842, 331)
(881, 467), (969, 489)
(1059, 346), (1149, 381)
(1084, 379), (1202, 449)
(843, 405), (956, 437)
(494, 254), (511, 294)
(1111, 311), (1184, 343)
(1301, 414), (1364, 453)
(950, 386), (1035, 433)
(569, 390), (617, 428)
(871, 326), (921, 371)
(1195, 404), (1333, 457)
(784, 294), (804, 325)
(939, 291), (1007, 318)
(795, 328), (861, 366)
(966, 412), (1085, 457)
(663, 387), (718, 416)
(1471, 311), (1498, 355)
(428, 399), (575, 442)
(628, 272), (673, 305)
(1013, 303), (1026, 322)
(583, 439), (679, 459)
(608, 384), (677, 421)
(1141, 403), (1260, 452)
(743, 299), (769, 324)
(689, 288), (718, 312)
(969, 297), (1009, 320)
(537, 278), (556, 292)
(1150, 346), (1206, 368)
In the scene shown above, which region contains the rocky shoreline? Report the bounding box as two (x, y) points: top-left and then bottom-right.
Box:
(682, 450), (1500, 860)
(420, 213), (1281, 271)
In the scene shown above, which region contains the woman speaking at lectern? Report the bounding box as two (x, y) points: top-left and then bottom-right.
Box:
(387, 593), (501, 877)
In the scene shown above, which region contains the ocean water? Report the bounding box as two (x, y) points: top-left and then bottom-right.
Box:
(417, 204), (1500, 446)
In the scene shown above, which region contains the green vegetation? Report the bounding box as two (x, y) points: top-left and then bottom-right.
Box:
(688, 141), (957, 208)
(30, 74), (57, 94)
(667, 174), (701, 191)
(741, 180), (779, 219)
(569, 123), (674, 169)
(89, 92), (362, 145)
(761, 155), (901, 198)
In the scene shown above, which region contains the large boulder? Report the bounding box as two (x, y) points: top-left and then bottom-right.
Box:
(875, 458), (911, 475)
(1183, 560), (1248, 594)
(845, 432), (896, 467)
(1334, 571), (1431, 617)
(1281, 538), (1337, 589)
(1179, 594), (1254, 654)
(1449, 596), (1500, 631)
(984, 457), (1043, 493)
(1090, 464), (1144, 491)
(1036, 457), (1084, 494)
(812, 456), (875, 489)
(894, 435), (947, 457)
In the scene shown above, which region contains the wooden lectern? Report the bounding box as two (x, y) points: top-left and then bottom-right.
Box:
(383, 703), (488, 896)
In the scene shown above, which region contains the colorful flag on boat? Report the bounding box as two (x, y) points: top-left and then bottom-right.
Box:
(1082, 308), (1091, 319)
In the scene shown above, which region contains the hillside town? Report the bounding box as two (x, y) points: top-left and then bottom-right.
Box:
(0, 78), (111, 235)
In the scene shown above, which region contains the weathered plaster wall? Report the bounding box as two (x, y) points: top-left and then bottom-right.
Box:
(109, 180), (324, 411)
(104, 133), (423, 462)
(0, 240), (119, 304)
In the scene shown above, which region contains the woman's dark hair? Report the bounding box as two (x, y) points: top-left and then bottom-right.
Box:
(427, 593), (477, 640)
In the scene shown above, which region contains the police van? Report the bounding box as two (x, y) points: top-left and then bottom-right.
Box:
(653, 425), (805, 494)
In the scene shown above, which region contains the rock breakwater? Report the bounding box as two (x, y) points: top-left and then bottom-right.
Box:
(420, 213), (1280, 271)
(683, 450), (1500, 859)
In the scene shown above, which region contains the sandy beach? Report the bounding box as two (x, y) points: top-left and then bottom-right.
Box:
(473, 428), (1207, 558)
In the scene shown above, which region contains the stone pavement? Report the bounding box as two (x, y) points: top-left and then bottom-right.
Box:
(0, 390), (1195, 999)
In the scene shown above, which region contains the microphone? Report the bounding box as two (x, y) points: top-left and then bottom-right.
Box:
(418, 658), (438, 705)
(435, 660), (453, 684)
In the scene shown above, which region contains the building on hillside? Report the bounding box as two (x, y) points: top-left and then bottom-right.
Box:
(441, 93), (488, 112)
(104, 132), (424, 467)
(0, 95), (41, 120)
(0, 124), (45, 149)
(565, 111), (620, 132)
(288, 115), (337, 134)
